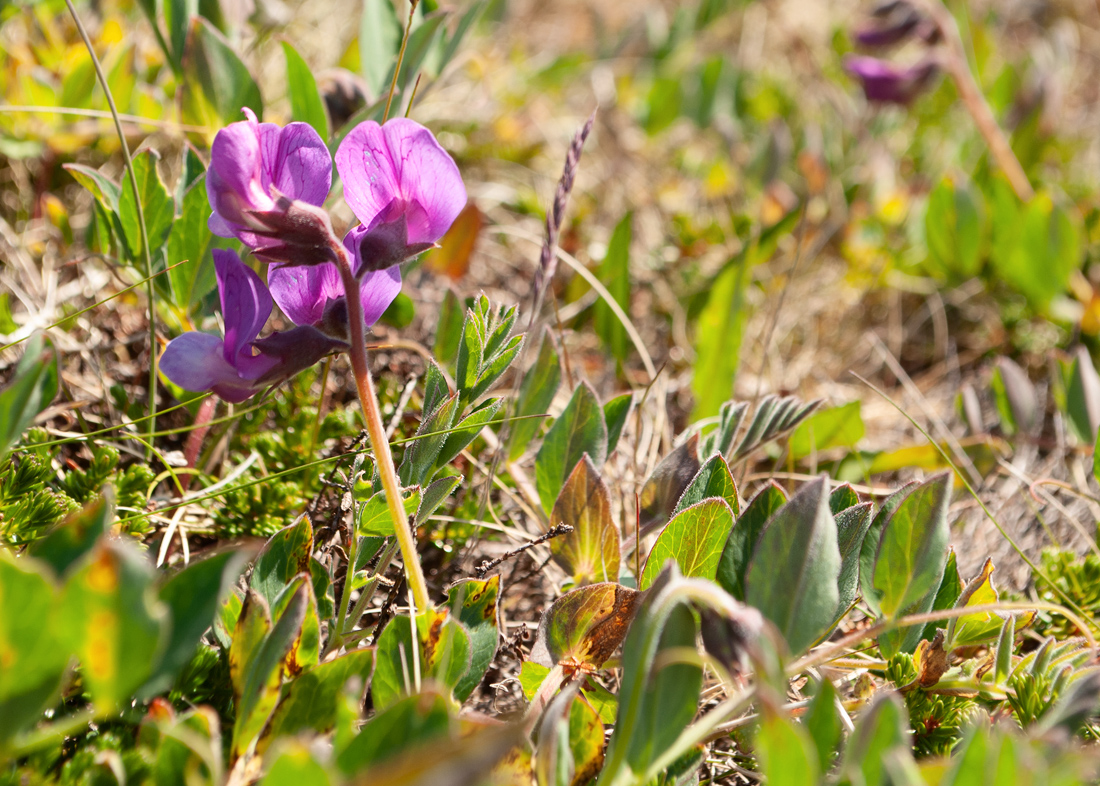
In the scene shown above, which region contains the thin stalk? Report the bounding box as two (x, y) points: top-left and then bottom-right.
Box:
(914, 0), (1034, 200)
(65, 0), (160, 458)
(333, 246), (430, 612)
(383, 0), (420, 122)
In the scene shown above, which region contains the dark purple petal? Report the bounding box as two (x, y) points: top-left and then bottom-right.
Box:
(343, 219), (435, 274)
(252, 326), (347, 386)
(214, 249), (272, 367)
(335, 118), (466, 247)
(160, 332), (250, 398)
(844, 55), (938, 105)
(853, 4), (921, 47)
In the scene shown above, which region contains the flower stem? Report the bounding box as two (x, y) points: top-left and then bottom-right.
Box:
(915, 0), (1034, 201)
(334, 248), (431, 613)
(65, 0), (159, 459)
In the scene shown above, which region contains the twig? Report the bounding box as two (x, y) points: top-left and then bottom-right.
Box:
(473, 522), (573, 579)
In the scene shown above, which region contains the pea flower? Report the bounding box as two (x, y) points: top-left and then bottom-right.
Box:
(844, 55), (938, 105)
(160, 250), (344, 402)
(335, 118), (467, 273)
(267, 260), (402, 341)
(207, 108), (337, 267)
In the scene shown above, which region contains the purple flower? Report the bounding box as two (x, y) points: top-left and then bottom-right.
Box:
(845, 55), (939, 105)
(160, 249), (345, 403)
(335, 118), (467, 273)
(207, 108), (337, 266)
(267, 257), (402, 340)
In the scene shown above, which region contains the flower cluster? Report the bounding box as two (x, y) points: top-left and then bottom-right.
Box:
(162, 111), (466, 401)
(845, 1), (940, 106)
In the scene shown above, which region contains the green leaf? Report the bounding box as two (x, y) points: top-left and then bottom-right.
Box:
(550, 455), (621, 586)
(837, 693), (911, 786)
(640, 498), (733, 590)
(372, 608), (471, 710)
(787, 401), (864, 460)
(691, 261), (747, 420)
(59, 539), (168, 713)
(261, 742), (333, 786)
(271, 575), (321, 678)
(282, 42), (330, 139)
(180, 17), (263, 135)
(531, 582), (642, 671)
(638, 435), (701, 532)
(603, 393), (633, 457)
(229, 590), (272, 708)
(535, 382), (608, 513)
(165, 173), (220, 318)
(251, 517), (314, 610)
(508, 332), (562, 461)
(594, 212), (632, 362)
(64, 163), (121, 211)
(600, 569), (704, 783)
(434, 290), (465, 370)
(745, 477), (840, 654)
(432, 397), (503, 475)
(1066, 346), (1100, 446)
(924, 177), (987, 280)
(672, 453), (739, 517)
(118, 150), (175, 266)
(399, 393), (459, 487)
(357, 486), (421, 537)
(829, 483), (860, 515)
(834, 502), (873, 622)
(142, 549), (249, 696)
(803, 678), (842, 776)
(992, 357), (1038, 436)
(921, 548), (962, 643)
(447, 576), (500, 702)
(415, 473), (461, 528)
(263, 648), (374, 742)
(359, 0), (404, 98)
(232, 582), (309, 757)
(336, 691), (452, 774)
(989, 189), (1080, 310)
(715, 481), (786, 601)
(871, 473), (951, 619)
(858, 481), (917, 617)
(0, 333), (58, 463)
(756, 706), (820, 786)
(0, 552), (67, 745)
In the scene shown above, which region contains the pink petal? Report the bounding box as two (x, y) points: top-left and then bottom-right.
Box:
(215, 249), (273, 366)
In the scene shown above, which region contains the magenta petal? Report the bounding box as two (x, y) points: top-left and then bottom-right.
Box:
(207, 118), (272, 234)
(336, 118), (466, 246)
(215, 249), (273, 366)
(360, 265), (402, 328)
(268, 262), (343, 327)
(160, 332), (242, 393)
(256, 122), (333, 207)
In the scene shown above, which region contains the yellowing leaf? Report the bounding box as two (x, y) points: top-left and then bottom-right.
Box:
(425, 202), (482, 280)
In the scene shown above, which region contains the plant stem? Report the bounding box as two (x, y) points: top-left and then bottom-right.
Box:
(65, 0), (159, 458)
(917, 0), (1034, 201)
(333, 247), (431, 613)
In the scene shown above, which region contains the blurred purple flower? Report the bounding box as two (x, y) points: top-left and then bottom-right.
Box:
(161, 249), (344, 403)
(853, 7), (920, 47)
(845, 55), (938, 105)
(207, 108), (337, 266)
(335, 118), (467, 273)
